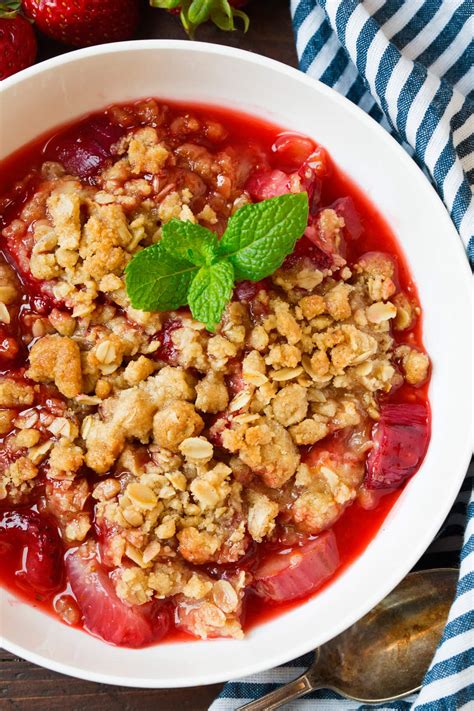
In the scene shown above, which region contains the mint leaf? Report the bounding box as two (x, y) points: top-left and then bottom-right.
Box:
(125, 242), (197, 312)
(187, 260), (234, 331)
(160, 219), (219, 267)
(219, 192), (308, 281)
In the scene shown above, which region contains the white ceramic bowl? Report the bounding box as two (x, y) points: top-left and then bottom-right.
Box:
(0, 41), (472, 688)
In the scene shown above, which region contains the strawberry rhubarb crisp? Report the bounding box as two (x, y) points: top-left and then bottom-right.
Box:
(0, 99), (431, 647)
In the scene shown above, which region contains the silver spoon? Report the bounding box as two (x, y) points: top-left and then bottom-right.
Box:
(239, 568), (457, 710)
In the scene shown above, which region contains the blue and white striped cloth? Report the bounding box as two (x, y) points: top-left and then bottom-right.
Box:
(211, 1), (473, 708)
(293, 0), (474, 264)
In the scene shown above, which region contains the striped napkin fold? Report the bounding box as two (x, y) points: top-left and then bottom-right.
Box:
(211, 1), (473, 708)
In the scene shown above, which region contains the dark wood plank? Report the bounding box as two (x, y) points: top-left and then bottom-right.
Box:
(2, 1), (296, 708)
(0, 649), (223, 710)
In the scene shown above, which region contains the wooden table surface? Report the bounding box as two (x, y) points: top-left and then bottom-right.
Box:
(1, 2), (296, 709)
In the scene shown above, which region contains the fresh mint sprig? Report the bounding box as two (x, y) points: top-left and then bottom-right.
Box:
(125, 192), (309, 331)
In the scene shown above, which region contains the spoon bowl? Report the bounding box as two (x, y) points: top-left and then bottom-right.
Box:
(240, 568), (457, 710)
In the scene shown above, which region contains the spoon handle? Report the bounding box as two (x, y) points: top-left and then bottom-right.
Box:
(237, 673), (317, 710)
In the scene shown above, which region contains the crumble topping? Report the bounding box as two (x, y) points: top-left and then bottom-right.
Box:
(0, 99), (430, 642)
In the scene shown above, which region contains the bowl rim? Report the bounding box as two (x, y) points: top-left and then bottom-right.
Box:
(0, 39), (472, 689)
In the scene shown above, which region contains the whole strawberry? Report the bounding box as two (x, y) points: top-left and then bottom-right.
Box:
(150, 0), (250, 36)
(22, 0), (140, 48)
(0, 2), (37, 80)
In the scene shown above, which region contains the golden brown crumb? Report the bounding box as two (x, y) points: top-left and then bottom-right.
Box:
(396, 346), (430, 385)
(271, 384), (308, 426)
(27, 335), (82, 398)
(152, 401), (204, 452)
(222, 415), (300, 488)
(128, 127), (170, 174)
(49, 438), (84, 477)
(124, 356), (156, 386)
(0, 409), (15, 435)
(177, 527), (220, 565)
(324, 283), (352, 321)
(247, 490), (279, 542)
(195, 371), (229, 413)
(299, 294), (326, 320)
(0, 379), (34, 407)
(289, 418), (329, 445)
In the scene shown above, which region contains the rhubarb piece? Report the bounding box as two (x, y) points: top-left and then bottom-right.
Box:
(66, 548), (170, 647)
(331, 197), (363, 240)
(365, 403), (430, 489)
(253, 530), (339, 602)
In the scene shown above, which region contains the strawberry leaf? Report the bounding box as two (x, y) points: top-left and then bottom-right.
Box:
(150, 0), (249, 35)
(231, 8), (249, 31)
(188, 0), (211, 25)
(0, 0), (22, 18)
(149, 0), (182, 8)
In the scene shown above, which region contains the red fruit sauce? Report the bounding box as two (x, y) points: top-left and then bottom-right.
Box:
(0, 99), (430, 646)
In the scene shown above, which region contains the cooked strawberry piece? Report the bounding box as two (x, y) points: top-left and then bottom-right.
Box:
(309, 213), (346, 261)
(284, 235), (333, 270)
(298, 166), (322, 217)
(233, 279), (270, 303)
(28, 292), (58, 315)
(246, 163), (322, 210)
(330, 197), (363, 240)
(0, 173), (39, 230)
(0, 328), (19, 364)
(272, 133), (315, 171)
(3, 225), (67, 313)
(246, 169), (290, 201)
(304, 146), (329, 178)
(47, 116), (126, 180)
(297, 147), (329, 217)
(253, 531), (340, 602)
(66, 548), (170, 647)
(233, 279), (271, 320)
(0, 510), (64, 594)
(365, 403), (430, 490)
(246, 146), (326, 217)
(225, 360), (244, 395)
(87, 115), (126, 148)
(0, 447), (19, 480)
(154, 317), (183, 365)
(208, 413), (232, 447)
